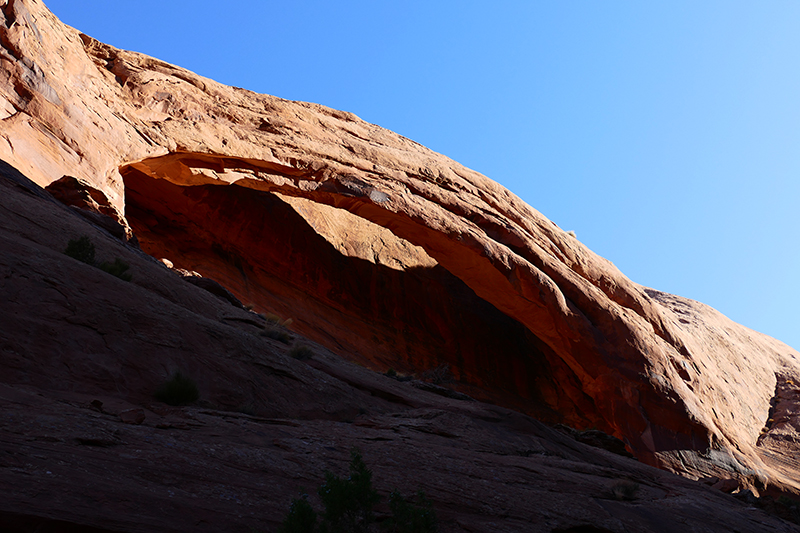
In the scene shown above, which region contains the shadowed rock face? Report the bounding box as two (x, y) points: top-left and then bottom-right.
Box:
(122, 166), (574, 424)
(2, 0), (800, 499)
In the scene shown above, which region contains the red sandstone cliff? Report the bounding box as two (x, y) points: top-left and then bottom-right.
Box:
(4, 149), (800, 533)
(2, 0), (800, 529)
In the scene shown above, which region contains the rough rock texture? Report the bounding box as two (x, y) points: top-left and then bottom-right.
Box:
(2, 0), (800, 517)
(1, 160), (799, 532)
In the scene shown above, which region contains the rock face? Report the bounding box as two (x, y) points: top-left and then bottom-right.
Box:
(2, 0), (800, 518)
(2, 159), (799, 533)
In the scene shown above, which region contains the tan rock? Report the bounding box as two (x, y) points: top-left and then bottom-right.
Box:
(712, 478), (741, 493)
(45, 176), (118, 218)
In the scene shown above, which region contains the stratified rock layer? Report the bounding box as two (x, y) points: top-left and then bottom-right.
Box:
(2, 0), (800, 498)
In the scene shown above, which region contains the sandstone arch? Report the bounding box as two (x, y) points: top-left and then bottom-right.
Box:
(119, 151), (711, 466)
(2, 0), (799, 491)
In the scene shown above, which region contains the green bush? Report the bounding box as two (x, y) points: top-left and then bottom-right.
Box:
(265, 313), (293, 328)
(64, 235), (132, 281)
(261, 313), (293, 344)
(98, 258), (132, 281)
(281, 493), (318, 533)
(384, 491), (437, 533)
(261, 327), (292, 344)
(290, 345), (314, 361)
(64, 236), (96, 264)
(610, 480), (639, 501)
(317, 449), (380, 533)
(279, 448), (438, 533)
(155, 372), (199, 406)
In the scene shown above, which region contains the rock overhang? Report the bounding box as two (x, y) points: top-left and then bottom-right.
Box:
(120, 156), (572, 426)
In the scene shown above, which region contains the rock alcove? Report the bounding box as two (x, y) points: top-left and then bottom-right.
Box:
(121, 154), (600, 427)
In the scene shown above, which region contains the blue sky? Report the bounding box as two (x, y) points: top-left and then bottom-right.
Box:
(46, 1), (799, 351)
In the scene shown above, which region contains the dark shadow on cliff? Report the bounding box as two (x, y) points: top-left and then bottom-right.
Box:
(122, 167), (598, 426)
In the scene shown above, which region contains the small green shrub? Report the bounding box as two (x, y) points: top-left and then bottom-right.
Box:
(280, 492), (317, 533)
(384, 490), (437, 533)
(261, 313), (293, 344)
(65, 236), (131, 281)
(261, 327), (292, 344)
(98, 258), (132, 281)
(610, 480), (639, 501)
(279, 448), (438, 532)
(65, 236), (96, 264)
(318, 448), (380, 533)
(290, 345), (314, 361)
(155, 372), (199, 406)
(265, 313), (293, 328)
(385, 368), (397, 378)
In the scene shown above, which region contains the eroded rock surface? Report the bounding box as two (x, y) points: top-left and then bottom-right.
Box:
(2, 0), (800, 513)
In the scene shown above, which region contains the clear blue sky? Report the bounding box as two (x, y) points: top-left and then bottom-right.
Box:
(46, 1), (800, 351)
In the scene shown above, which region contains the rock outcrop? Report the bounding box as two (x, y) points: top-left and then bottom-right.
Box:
(2, 0), (800, 523)
(2, 157), (799, 533)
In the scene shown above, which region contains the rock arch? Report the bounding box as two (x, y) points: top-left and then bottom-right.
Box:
(1, 0), (791, 484)
(120, 151), (711, 465)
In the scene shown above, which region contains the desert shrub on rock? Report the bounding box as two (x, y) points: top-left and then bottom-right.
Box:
(261, 313), (294, 344)
(279, 448), (438, 533)
(261, 327), (293, 344)
(281, 494), (318, 533)
(64, 235), (96, 264)
(64, 235), (132, 281)
(384, 490), (437, 533)
(317, 448), (380, 533)
(98, 257), (132, 281)
(155, 371), (199, 406)
(610, 480), (640, 501)
(261, 327), (292, 344)
(290, 345), (314, 361)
